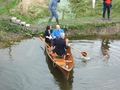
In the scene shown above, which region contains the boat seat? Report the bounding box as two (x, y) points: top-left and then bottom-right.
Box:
(54, 59), (66, 66)
(64, 60), (72, 62)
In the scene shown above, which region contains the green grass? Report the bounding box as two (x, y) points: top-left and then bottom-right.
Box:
(0, 0), (49, 24)
(0, 0), (120, 24)
(69, 0), (120, 18)
(0, 0), (20, 15)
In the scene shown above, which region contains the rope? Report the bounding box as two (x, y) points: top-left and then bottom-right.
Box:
(53, 61), (57, 67)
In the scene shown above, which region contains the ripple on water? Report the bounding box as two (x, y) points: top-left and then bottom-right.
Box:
(0, 37), (120, 90)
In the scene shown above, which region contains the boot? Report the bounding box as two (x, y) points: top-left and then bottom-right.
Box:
(48, 18), (52, 25)
(56, 18), (59, 25)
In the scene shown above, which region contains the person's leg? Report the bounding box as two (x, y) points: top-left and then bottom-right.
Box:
(107, 5), (110, 19)
(52, 10), (59, 24)
(63, 55), (66, 60)
(48, 10), (54, 25)
(102, 4), (107, 19)
(50, 39), (56, 54)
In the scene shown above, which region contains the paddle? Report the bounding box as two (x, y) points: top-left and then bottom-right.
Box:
(65, 38), (87, 57)
(70, 46), (87, 57)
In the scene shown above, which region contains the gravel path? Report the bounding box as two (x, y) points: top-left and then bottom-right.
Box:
(1, 15), (120, 31)
(28, 17), (120, 31)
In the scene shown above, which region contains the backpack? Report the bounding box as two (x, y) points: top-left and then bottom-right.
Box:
(105, 0), (111, 4)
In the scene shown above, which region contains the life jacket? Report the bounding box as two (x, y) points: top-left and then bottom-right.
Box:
(105, 0), (111, 4)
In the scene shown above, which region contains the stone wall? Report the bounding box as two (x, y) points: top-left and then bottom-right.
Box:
(95, 23), (120, 35)
(65, 23), (120, 37)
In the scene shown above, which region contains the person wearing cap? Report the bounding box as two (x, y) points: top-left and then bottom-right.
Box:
(52, 33), (70, 59)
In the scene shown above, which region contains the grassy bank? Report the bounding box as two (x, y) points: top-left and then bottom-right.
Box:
(0, 18), (41, 48)
(0, 0), (48, 24)
(0, 0), (120, 24)
(69, 0), (120, 18)
(0, 0), (120, 48)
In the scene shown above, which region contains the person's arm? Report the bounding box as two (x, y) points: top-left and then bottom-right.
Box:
(64, 40), (69, 49)
(57, 0), (60, 3)
(51, 30), (56, 39)
(44, 30), (47, 38)
(48, 0), (53, 10)
(44, 30), (49, 38)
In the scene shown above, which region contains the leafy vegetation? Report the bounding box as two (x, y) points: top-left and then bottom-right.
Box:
(0, 0), (120, 48)
(0, 19), (41, 43)
(0, 0), (48, 24)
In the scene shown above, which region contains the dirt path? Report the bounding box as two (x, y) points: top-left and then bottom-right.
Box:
(28, 17), (120, 31)
(2, 15), (120, 32)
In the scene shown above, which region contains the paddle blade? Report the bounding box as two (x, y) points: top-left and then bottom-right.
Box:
(81, 52), (87, 57)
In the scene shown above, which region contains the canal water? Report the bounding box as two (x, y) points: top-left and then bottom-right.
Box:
(0, 36), (120, 90)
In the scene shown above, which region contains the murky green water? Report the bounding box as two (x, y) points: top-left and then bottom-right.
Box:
(0, 36), (120, 90)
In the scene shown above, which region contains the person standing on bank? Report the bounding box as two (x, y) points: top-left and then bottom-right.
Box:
(48, 0), (60, 25)
(102, 0), (112, 20)
(44, 25), (53, 44)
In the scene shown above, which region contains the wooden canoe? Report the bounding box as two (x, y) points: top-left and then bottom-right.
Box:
(40, 36), (74, 79)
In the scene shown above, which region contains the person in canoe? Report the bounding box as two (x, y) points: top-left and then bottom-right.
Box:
(50, 24), (64, 50)
(52, 33), (70, 59)
(44, 25), (53, 44)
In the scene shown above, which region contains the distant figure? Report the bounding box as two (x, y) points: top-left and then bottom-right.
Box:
(53, 33), (70, 59)
(48, 0), (60, 25)
(102, 0), (112, 20)
(92, 0), (96, 8)
(44, 25), (53, 44)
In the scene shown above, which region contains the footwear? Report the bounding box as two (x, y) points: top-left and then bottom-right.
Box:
(102, 18), (105, 20)
(108, 18), (111, 20)
(56, 55), (62, 58)
(56, 18), (59, 25)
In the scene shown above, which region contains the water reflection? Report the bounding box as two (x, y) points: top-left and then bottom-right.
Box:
(8, 46), (12, 59)
(0, 37), (120, 90)
(101, 38), (110, 61)
(45, 51), (74, 90)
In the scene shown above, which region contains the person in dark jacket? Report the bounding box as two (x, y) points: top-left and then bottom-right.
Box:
(44, 25), (53, 44)
(48, 0), (60, 25)
(102, 0), (112, 20)
(53, 33), (69, 59)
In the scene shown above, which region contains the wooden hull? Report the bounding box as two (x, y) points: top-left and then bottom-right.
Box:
(45, 43), (74, 79)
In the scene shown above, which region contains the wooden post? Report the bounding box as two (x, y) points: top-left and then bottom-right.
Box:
(92, 0), (96, 8)
(62, 10), (64, 20)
